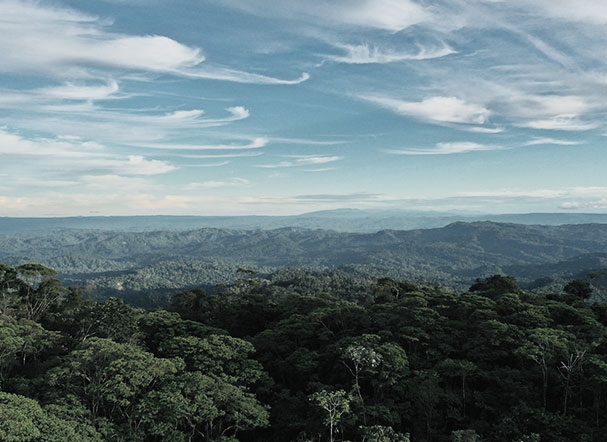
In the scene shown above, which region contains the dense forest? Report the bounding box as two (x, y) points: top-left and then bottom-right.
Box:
(4, 222), (607, 303)
(1, 262), (607, 441)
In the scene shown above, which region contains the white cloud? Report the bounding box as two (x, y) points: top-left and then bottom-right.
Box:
(560, 199), (607, 209)
(0, 1), (203, 75)
(505, 95), (591, 120)
(0, 0), (308, 85)
(361, 95), (490, 124)
(0, 128), (106, 157)
(181, 161), (231, 168)
(509, 0), (607, 25)
(383, 142), (496, 155)
(159, 110), (205, 122)
(524, 137), (583, 146)
(303, 167), (337, 172)
(269, 137), (347, 145)
(180, 68), (309, 85)
(464, 126), (504, 134)
(176, 152), (263, 159)
(108, 155), (176, 175)
(521, 115), (599, 131)
(186, 178), (250, 189)
(339, 0), (429, 31)
(567, 187), (607, 197)
(35, 80), (120, 100)
(255, 155), (343, 168)
(221, 0), (430, 31)
(91, 106), (248, 128)
(327, 42), (455, 64)
(137, 137), (268, 150)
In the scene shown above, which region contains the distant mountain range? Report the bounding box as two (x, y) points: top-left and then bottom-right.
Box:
(2, 210), (607, 234)
(2, 220), (607, 302)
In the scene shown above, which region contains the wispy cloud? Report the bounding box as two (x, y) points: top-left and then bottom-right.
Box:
(221, 0), (431, 31)
(464, 126), (505, 134)
(326, 42), (455, 64)
(179, 68), (309, 85)
(136, 137), (268, 150)
(175, 152), (264, 159)
(180, 161), (231, 168)
(268, 137), (347, 146)
(255, 155), (343, 168)
(508, 0), (607, 25)
(303, 167), (338, 173)
(104, 155), (177, 175)
(0, 129), (176, 177)
(35, 80), (121, 100)
(520, 115), (599, 131)
(561, 200), (607, 209)
(0, 1), (203, 75)
(0, 128), (105, 157)
(361, 95), (490, 125)
(186, 178), (250, 189)
(293, 193), (390, 202)
(0, 0), (308, 85)
(524, 137), (583, 146)
(383, 142), (497, 155)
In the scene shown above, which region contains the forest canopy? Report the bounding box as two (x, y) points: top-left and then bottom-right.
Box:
(1, 263), (606, 441)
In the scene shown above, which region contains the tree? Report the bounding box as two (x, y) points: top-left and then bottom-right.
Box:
(563, 280), (592, 300)
(517, 328), (568, 411)
(469, 275), (521, 296)
(137, 371), (269, 442)
(0, 318), (59, 386)
(0, 264), (20, 316)
(0, 392), (101, 442)
(451, 429), (481, 442)
(340, 335), (382, 425)
(437, 359), (476, 418)
(361, 425), (410, 442)
(15, 264), (66, 320)
(310, 390), (351, 442)
(558, 346), (587, 416)
(47, 337), (179, 428)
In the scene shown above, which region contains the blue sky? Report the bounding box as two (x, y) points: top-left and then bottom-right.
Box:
(0, 0), (606, 216)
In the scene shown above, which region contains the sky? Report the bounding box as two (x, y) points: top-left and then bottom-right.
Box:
(0, 0), (606, 216)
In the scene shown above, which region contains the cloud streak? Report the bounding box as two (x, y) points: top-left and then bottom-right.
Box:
(0, 0), (308, 85)
(136, 137), (269, 151)
(383, 142), (497, 155)
(220, 0), (431, 31)
(361, 95), (490, 125)
(254, 155), (343, 168)
(326, 42), (455, 64)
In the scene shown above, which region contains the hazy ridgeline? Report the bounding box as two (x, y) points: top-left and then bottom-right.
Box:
(2, 219), (607, 304)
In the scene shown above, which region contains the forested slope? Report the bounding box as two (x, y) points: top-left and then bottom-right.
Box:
(2, 222), (607, 301)
(1, 264), (606, 441)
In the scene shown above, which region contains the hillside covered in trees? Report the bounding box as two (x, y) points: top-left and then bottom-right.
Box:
(1, 263), (607, 441)
(3, 222), (607, 304)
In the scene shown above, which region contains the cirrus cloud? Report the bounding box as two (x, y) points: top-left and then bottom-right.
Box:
(361, 95), (491, 125)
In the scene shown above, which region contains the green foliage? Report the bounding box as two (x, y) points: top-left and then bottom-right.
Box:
(0, 392), (101, 442)
(6, 222), (607, 301)
(361, 425), (410, 442)
(2, 262), (607, 441)
(452, 429), (481, 442)
(564, 280), (593, 299)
